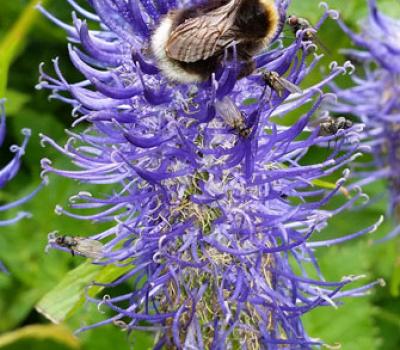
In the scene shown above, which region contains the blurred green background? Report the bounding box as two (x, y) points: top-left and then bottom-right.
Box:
(0, 0), (399, 349)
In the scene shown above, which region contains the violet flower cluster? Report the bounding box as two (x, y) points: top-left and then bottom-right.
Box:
(0, 100), (40, 272)
(328, 0), (400, 240)
(38, 0), (382, 349)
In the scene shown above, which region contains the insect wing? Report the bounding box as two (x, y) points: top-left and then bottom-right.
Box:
(75, 238), (104, 259)
(277, 77), (302, 95)
(166, 0), (241, 62)
(215, 96), (242, 127)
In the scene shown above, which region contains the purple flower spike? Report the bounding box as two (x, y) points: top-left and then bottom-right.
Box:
(0, 99), (42, 272)
(39, 1), (381, 348)
(328, 0), (400, 240)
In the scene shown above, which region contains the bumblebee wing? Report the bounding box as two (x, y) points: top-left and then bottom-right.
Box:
(166, 1), (241, 62)
(75, 238), (104, 259)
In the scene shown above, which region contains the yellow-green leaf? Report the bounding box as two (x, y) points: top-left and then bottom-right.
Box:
(390, 257), (400, 297)
(0, 0), (48, 97)
(36, 261), (132, 324)
(312, 179), (350, 197)
(0, 324), (79, 349)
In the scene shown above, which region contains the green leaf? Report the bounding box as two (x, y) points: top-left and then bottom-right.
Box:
(0, 324), (79, 349)
(0, 281), (42, 332)
(373, 303), (400, 350)
(80, 323), (153, 350)
(303, 242), (381, 350)
(36, 262), (132, 324)
(0, 0), (49, 97)
(288, 0), (364, 23)
(2, 89), (30, 116)
(390, 259), (400, 297)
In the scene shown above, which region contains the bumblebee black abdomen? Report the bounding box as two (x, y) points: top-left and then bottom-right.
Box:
(176, 56), (221, 80)
(236, 0), (270, 38)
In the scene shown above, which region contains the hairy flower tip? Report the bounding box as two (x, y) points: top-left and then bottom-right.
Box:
(327, 0), (400, 240)
(0, 100), (42, 272)
(39, 1), (376, 348)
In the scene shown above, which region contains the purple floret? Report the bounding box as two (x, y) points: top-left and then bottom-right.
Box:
(38, 1), (382, 348)
(327, 0), (400, 240)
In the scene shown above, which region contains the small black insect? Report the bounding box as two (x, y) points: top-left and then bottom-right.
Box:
(287, 15), (315, 41)
(216, 96), (252, 138)
(287, 15), (332, 54)
(318, 116), (353, 136)
(262, 70), (302, 97)
(48, 233), (104, 260)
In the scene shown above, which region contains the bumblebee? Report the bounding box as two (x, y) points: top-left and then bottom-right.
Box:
(151, 0), (279, 83)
